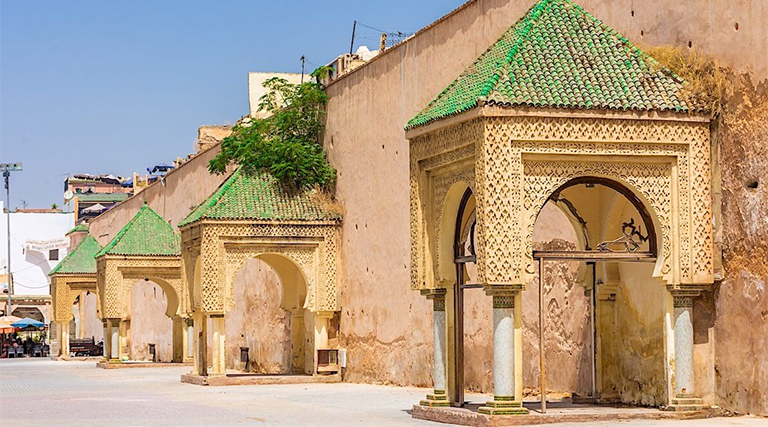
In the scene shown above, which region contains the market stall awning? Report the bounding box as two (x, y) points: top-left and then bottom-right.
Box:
(11, 317), (46, 329)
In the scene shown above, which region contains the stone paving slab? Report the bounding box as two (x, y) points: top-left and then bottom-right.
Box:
(181, 372), (341, 386)
(1, 359), (765, 427)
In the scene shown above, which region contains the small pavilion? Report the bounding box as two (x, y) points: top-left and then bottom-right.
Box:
(178, 168), (341, 380)
(407, 0), (713, 417)
(49, 234), (103, 358)
(96, 204), (187, 363)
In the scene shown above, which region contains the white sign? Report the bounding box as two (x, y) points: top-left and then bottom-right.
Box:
(25, 238), (69, 252)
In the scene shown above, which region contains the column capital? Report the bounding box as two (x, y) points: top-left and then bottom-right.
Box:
(420, 288), (447, 300)
(483, 284), (523, 297)
(666, 283), (710, 298)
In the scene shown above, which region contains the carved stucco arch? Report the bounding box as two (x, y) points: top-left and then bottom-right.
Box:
(181, 221), (340, 315)
(51, 274), (99, 323)
(224, 246), (316, 313)
(523, 161), (669, 282)
(408, 113), (714, 292)
(97, 256), (186, 319)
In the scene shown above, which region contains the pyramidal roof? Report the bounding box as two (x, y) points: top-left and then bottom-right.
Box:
(65, 222), (89, 236)
(178, 168), (342, 227)
(96, 205), (180, 257)
(49, 235), (102, 276)
(406, 0), (696, 130)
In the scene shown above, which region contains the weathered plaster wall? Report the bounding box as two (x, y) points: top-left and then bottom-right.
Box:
(714, 75), (768, 415)
(129, 280), (173, 362)
(79, 292), (103, 341)
(225, 258), (293, 373)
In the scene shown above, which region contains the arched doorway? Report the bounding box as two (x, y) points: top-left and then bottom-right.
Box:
(530, 176), (665, 410)
(127, 278), (182, 362)
(225, 253), (313, 375)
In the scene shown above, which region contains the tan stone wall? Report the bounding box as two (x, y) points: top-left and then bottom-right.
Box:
(129, 280), (173, 362)
(224, 258), (292, 373)
(79, 292), (103, 342)
(88, 144), (229, 246)
(714, 75), (768, 415)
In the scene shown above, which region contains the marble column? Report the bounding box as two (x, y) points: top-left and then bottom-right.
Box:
(674, 295), (694, 397)
(105, 318), (120, 361)
(60, 321), (70, 358)
(183, 318), (194, 361)
(210, 314), (226, 377)
(479, 293), (528, 415)
(420, 292), (449, 407)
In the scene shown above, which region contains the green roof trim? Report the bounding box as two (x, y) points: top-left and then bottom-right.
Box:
(66, 223), (89, 236)
(178, 168), (342, 227)
(96, 205), (180, 257)
(75, 193), (130, 203)
(406, 0), (696, 130)
(49, 235), (102, 275)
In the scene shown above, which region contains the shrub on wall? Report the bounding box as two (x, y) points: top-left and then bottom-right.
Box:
(209, 68), (336, 190)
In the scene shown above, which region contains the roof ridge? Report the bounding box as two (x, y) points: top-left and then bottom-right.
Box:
(479, 0), (552, 101)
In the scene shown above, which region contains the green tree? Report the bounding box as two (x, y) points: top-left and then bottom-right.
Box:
(51, 203), (58, 209)
(209, 70), (336, 190)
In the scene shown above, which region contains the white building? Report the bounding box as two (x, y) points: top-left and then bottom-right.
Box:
(0, 201), (74, 321)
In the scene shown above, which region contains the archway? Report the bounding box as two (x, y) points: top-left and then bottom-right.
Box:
(224, 253), (312, 375)
(127, 278), (182, 362)
(531, 176), (666, 410)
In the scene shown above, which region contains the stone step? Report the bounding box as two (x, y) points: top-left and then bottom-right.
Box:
(671, 397), (704, 405)
(664, 404), (708, 412)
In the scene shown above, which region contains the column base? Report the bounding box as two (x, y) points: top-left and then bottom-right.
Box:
(478, 397), (529, 415)
(420, 390), (450, 407)
(664, 396), (707, 412)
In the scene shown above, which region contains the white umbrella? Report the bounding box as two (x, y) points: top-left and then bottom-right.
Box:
(82, 203), (107, 213)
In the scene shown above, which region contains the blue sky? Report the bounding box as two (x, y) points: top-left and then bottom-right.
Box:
(0, 0), (464, 209)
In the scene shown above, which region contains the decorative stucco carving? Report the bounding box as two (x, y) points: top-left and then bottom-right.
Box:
(181, 221), (340, 314)
(409, 114), (713, 291)
(96, 256), (185, 319)
(51, 274), (98, 323)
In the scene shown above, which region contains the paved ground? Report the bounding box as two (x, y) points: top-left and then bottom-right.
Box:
(1, 359), (765, 427)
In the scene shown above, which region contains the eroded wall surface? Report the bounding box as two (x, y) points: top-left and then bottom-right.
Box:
(129, 280), (173, 362)
(714, 75), (768, 415)
(79, 292), (103, 342)
(225, 258), (292, 373)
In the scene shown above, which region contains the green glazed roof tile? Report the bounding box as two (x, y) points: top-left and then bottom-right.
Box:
(406, 0), (697, 130)
(178, 168), (342, 227)
(49, 235), (102, 275)
(65, 222), (89, 236)
(96, 205), (180, 257)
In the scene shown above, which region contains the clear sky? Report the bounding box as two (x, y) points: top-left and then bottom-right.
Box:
(0, 0), (464, 209)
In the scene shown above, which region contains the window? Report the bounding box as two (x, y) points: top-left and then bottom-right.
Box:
(49, 249), (59, 261)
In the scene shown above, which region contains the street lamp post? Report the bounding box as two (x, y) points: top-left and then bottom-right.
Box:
(1, 163), (22, 317)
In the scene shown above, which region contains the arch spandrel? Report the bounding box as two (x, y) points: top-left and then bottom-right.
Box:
(408, 113), (714, 292)
(51, 274), (98, 323)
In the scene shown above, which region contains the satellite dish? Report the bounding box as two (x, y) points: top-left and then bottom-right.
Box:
(63, 190), (74, 203)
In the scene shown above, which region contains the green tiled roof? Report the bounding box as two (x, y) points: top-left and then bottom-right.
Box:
(49, 235), (102, 275)
(76, 193), (130, 203)
(406, 0), (695, 130)
(65, 223), (89, 236)
(178, 168), (342, 227)
(96, 205), (180, 257)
